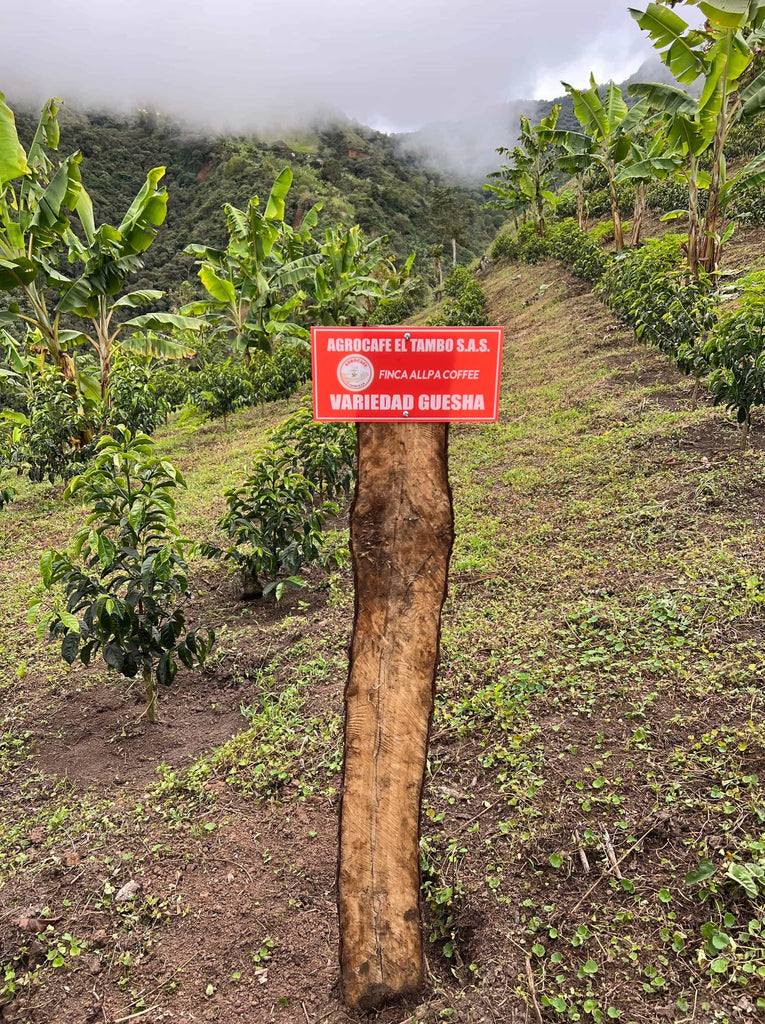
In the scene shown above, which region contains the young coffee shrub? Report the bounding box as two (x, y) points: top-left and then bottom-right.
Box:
(33, 429), (214, 724)
(489, 232), (520, 262)
(186, 358), (254, 427)
(428, 269), (488, 328)
(273, 399), (356, 502)
(443, 267), (474, 297)
(704, 272), (765, 449)
(373, 293), (411, 325)
(108, 355), (174, 435)
(599, 236), (718, 398)
(248, 342), (312, 405)
(546, 219), (613, 284)
(206, 444), (341, 600)
(4, 368), (99, 484)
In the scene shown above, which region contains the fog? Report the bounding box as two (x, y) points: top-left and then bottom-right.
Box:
(2, 0), (697, 176)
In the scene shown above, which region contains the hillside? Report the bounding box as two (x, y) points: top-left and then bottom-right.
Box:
(399, 58), (681, 180)
(10, 104), (504, 305)
(2, 223), (765, 1022)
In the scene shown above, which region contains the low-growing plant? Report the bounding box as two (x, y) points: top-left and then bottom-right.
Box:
(1, 366), (100, 484)
(186, 358), (253, 427)
(546, 219), (613, 284)
(599, 236), (718, 393)
(32, 428), (215, 723)
(428, 268), (488, 327)
(205, 445), (341, 600)
(704, 271), (765, 449)
(489, 231), (520, 262)
(248, 342), (312, 405)
(272, 399), (356, 501)
(443, 266), (474, 298)
(108, 354), (175, 435)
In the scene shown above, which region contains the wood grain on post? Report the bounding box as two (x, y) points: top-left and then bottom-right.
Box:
(339, 421), (454, 1011)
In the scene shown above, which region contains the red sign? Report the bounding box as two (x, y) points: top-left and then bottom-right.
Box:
(311, 327), (503, 423)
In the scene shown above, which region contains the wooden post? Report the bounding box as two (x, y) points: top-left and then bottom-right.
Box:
(339, 422), (454, 1011)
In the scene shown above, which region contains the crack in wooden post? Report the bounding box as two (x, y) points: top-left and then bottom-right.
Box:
(339, 421), (454, 1011)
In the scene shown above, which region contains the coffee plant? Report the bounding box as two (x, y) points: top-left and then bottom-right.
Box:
(546, 219), (613, 284)
(428, 268), (487, 328)
(204, 444), (340, 600)
(2, 366), (99, 484)
(109, 354), (173, 435)
(704, 272), (765, 449)
(32, 429), (214, 724)
(186, 358), (254, 427)
(272, 399), (356, 502)
(248, 342), (312, 405)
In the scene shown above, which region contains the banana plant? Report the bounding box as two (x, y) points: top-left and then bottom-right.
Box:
(484, 106), (564, 236)
(629, 0), (765, 276)
(182, 167), (321, 358)
(310, 225), (410, 326)
(0, 94), (92, 382)
(615, 120), (683, 245)
(560, 78), (649, 250)
(58, 167), (200, 400)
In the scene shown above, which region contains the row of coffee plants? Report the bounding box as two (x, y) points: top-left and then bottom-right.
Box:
(201, 399), (356, 600)
(427, 266), (488, 327)
(491, 219), (610, 284)
(33, 401), (357, 722)
(491, 214), (765, 449)
(0, 341), (311, 505)
(600, 245), (765, 448)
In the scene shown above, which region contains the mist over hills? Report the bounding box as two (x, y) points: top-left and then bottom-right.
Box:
(398, 58), (679, 181)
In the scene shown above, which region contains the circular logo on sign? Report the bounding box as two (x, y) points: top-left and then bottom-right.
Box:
(337, 354), (374, 392)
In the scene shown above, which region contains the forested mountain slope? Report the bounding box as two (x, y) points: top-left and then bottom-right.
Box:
(11, 104), (504, 304)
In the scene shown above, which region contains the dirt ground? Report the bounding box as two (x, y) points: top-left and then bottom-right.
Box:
(2, 234), (765, 1024)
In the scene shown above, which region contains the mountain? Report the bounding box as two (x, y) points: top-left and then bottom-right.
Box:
(398, 58), (681, 182)
(7, 103), (506, 305)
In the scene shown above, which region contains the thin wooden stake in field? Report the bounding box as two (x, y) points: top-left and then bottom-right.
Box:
(339, 421), (454, 1010)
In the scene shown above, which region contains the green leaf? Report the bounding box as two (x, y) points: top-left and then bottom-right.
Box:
(61, 632), (80, 665)
(629, 3), (706, 83)
(685, 858), (718, 884)
(265, 166), (292, 221)
(118, 166), (168, 254)
(582, 960), (598, 974)
(111, 289), (164, 310)
(727, 862), (760, 897)
(103, 643), (125, 673)
(124, 312), (205, 333)
(628, 80), (697, 116)
(699, 0), (753, 28)
(741, 68), (765, 116)
(0, 257), (37, 290)
(604, 81), (629, 134)
(199, 265), (236, 304)
(709, 956), (729, 973)
(0, 92), (30, 184)
(59, 610), (80, 633)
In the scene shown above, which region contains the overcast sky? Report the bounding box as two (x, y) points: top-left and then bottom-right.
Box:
(2, 0), (685, 132)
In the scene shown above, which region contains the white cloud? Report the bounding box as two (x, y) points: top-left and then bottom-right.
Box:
(1, 0), (685, 130)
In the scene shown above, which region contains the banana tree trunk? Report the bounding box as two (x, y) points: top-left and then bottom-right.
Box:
(339, 422), (454, 1011)
(630, 184), (647, 248)
(609, 178), (624, 251)
(451, 237), (457, 267)
(700, 122), (726, 280)
(688, 158), (701, 279)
